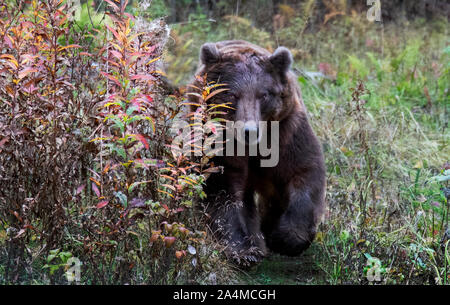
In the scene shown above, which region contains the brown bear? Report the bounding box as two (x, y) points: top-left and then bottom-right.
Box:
(189, 40), (326, 266)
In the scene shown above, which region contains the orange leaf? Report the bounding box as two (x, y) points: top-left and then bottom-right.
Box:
(157, 189), (174, 198)
(90, 177), (101, 186)
(205, 88), (229, 101)
(102, 163), (111, 174)
(160, 174), (176, 181)
(175, 250), (185, 259)
(58, 44), (81, 52)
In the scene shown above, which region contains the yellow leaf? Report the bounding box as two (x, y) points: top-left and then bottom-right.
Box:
(315, 232), (324, 242)
(356, 239), (366, 246)
(146, 56), (161, 66)
(157, 189), (174, 198)
(6, 58), (19, 69)
(151, 70), (167, 77)
(413, 160), (423, 169)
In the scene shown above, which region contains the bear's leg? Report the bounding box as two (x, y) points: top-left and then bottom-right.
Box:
(204, 168), (266, 265)
(211, 191), (266, 265)
(262, 189), (321, 256)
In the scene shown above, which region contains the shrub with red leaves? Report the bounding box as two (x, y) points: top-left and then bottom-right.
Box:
(0, 0), (222, 284)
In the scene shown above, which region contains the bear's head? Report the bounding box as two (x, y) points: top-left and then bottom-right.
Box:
(196, 41), (299, 144)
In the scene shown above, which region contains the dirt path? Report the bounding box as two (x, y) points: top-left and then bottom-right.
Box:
(239, 247), (327, 285)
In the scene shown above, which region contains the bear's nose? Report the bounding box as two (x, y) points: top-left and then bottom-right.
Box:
(244, 125), (259, 145)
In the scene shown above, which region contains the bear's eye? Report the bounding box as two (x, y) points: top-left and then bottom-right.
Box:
(260, 92), (270, 100)
(229, 93), (239, 101)
(223, 93), (238, 105)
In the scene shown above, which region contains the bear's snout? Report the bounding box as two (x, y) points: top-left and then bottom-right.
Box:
(243, 121), (260, 145)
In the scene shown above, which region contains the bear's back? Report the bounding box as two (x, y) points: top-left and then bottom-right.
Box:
(215, 40), (271, 58)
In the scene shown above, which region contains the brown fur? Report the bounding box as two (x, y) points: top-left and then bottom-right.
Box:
(190, 40), (326, 266)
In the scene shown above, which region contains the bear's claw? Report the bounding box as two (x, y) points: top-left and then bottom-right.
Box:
(226, 246), (265, 267)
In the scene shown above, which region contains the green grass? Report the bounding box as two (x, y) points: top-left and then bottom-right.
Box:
(240, 248), (327, 285)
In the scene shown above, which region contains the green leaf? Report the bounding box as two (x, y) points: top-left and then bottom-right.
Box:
(59, 252), (72, 263)
(298, 76), (307, 85)
(181, 200), (193, 207)
(114, 191), (128, 208)
(126, 105), (138, 117)
(128, 180), (152, 192)
(106, 115), (125, 133)
(339, 230), (350, 242)
(434, 175), (450, 182)
(49, 249), (60, 255)
(47, 254), (57, 263)
(111, 145), (126, 160)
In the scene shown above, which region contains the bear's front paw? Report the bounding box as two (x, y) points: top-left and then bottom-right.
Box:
(226, 245), (265, 268)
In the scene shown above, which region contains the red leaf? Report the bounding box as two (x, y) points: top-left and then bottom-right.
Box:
(100, 72), (121, 87)
(104, 0), (120, 11)
(130, 74), (155, 81)
(18, 67), (37, 80)
(164, 236), (176, 248)
(145, 95), (153, 103)
(96, 200), (109, 209)
(110, 50), (122, 60)
(105, 24), (121, 42)
(133, 134), (149, 149)
(0, 137), (9, 148)
(92, 182), (100, 197)
(4, 35), (13, 48)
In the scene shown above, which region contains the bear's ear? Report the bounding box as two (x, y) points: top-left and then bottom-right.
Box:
(200, 43), (220, 66)
(269, 46), (293, 74)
